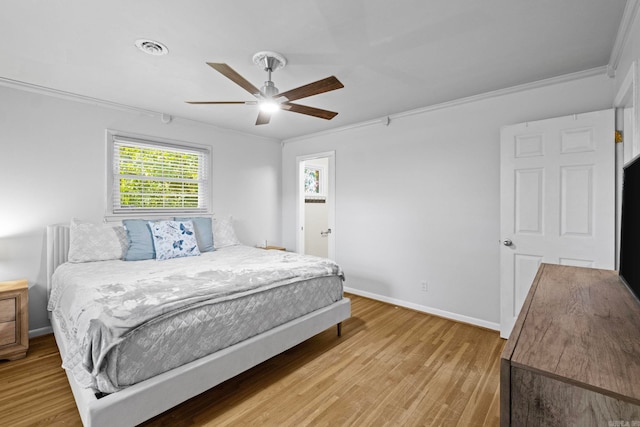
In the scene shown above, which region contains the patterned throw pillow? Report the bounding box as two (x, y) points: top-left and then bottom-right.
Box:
(149, 220), (201, 261)
(213, 216), (241, 249)
(68, 218), (128, 263)
(174, 216), (214, 252)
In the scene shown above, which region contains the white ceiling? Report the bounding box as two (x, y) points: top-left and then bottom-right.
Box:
(0, 1), (627, 140)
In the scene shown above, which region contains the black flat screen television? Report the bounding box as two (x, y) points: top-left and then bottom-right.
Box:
(619, 155), (640, 303)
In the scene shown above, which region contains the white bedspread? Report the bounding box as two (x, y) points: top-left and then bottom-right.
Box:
(48, 246), (343, 392)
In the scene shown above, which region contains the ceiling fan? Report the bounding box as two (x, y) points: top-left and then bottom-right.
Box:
(187, 51), (344, 125)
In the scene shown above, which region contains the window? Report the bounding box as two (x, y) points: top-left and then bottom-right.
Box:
(107, 131), (211, 215)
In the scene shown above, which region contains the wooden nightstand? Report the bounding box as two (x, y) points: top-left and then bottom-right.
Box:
(0, 279), (28, 361)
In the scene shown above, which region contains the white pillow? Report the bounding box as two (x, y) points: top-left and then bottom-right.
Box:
(213, 216), (240, 249)
(149, 220), (201, 261)
(68, 218), (128, 263)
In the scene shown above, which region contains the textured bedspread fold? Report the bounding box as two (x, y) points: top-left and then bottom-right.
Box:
(48, 246), (343, 392)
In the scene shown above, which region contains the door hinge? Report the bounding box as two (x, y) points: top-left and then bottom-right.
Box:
(616, 130), (623, 143)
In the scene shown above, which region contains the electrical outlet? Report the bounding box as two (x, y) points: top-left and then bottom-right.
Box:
(420, 280), (428, 292)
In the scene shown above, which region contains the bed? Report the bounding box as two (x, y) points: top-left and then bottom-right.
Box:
(46, 221), (351, 427)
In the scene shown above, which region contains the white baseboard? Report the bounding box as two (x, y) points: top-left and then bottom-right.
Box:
(343, 287), (500, 331)
(29, 325), (53, 338)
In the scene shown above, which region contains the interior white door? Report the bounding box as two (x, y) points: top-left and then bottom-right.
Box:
(500, 109), (615, 338)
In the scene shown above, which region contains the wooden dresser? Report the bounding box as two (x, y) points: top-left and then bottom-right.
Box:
(0, 279), (29, 361)
(501, 264), (640, 426)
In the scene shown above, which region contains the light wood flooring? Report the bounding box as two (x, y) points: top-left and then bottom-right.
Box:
(0, 294), (504, 426)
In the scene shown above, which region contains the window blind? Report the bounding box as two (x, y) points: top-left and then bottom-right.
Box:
(111, 136), (210, 214)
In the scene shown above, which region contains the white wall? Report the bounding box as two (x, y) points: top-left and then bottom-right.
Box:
(0, 85), (282, 333)
(282, 73), (614, 328)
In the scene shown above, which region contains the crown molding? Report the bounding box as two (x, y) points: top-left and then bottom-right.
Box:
(0, 76), (160, 116)
(0, 76), (279, 144)
(0, 64), (611, 147)
(284, 66), (608, 144)
(608, 0), (640, 77)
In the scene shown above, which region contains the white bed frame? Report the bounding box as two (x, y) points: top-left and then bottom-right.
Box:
(46, 224), (351, 427)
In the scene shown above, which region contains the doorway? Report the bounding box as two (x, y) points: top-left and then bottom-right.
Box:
(297, 151), (335, 259)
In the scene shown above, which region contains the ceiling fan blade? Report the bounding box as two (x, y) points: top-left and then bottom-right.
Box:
(255, 110), (271, 125)
(207, 63), (261, 96)
(186, 101), (256, 105)
(281, 102), (338, 120)
(277, 76), (344, 102)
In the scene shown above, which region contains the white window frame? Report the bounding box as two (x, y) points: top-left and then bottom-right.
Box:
(106, 130), (212, 217)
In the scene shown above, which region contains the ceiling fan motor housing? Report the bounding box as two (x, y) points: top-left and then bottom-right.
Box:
(261, 80), (279, 98)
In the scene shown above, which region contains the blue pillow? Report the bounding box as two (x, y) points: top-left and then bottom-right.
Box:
(123, 219), (155, 261)
(174, 217), (214, 252)
(150, 220), (201, 261)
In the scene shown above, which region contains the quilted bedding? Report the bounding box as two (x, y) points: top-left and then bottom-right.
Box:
(48, 245), (344, 393)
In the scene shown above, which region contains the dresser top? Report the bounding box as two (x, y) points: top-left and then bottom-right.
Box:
(508, 263), (640, 404)
(0, 279), (28, 293)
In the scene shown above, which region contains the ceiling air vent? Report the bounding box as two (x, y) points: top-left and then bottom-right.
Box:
(135, 39), (168, 56)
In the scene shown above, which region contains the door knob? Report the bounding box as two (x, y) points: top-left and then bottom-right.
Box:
(502, 239), (513, 246)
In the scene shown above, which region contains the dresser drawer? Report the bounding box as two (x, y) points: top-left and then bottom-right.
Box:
(0, 280), (28, 360)
(0, 298), (16, 322)
(0, 321), (16, 346)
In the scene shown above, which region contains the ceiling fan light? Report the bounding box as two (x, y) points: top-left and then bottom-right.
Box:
(260, 100), (280, 113)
